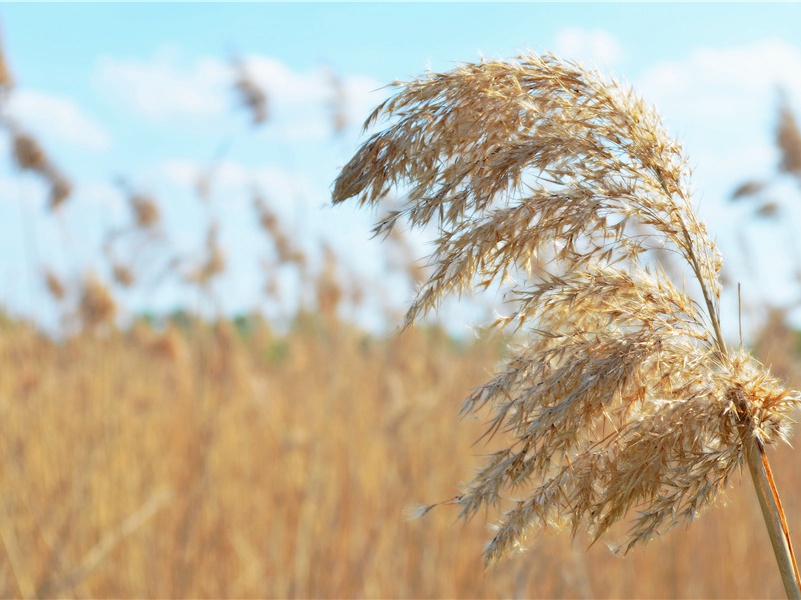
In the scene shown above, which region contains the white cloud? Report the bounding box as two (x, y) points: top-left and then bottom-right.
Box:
(161, 158), (204, 188)
(634, 38), (801, 336)
(79, 180), (125, 214)
(95, 46), (230, 119)
(553, 27), (624, 68)
(638, 38), (801, 127)
(94, 45), (385, 140)
(5, 89), (110, 150)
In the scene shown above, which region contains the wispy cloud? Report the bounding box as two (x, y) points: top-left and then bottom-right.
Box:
(95, 46), (230, 120)
(552, 27), (624, 68)
(5, 89), (110, 151)
(94, 45), (384, 141)
(638, 38), (801, 125)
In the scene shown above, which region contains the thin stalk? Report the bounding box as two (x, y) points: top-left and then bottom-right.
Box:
(744, 435), (801, 599)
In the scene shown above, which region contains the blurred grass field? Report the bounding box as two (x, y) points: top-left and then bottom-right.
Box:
(0, 310), (799, 598)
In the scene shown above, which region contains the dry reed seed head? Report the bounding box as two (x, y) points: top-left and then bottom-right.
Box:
(0, 29), (14, 95)
(316, 243), (345, 318)
(332, 53), (723, 329)
(47, 170), (72, 210)
(755, 201), (780, 219)
(196, 172), (211, 202)
(190, 223), (226, 285)
(332, 52), (801, 568)
(12, 131), (48, 172)
(730, 179), (766, 201)
(777, 98), (801, 176)
(130, 193), (160, 229)
(724, 349), (799, 445)
(112, 262), (136, 288)
(10, 129), (73, 210)
(78, 273), (117, 330)
(232, 60), (268, 126)
(252, 192), (278, 234)
(44, 269), (66, 301)
(252, 192), (307, 267)
(326, 67), (349, 135)
(146, 321), (187, 362)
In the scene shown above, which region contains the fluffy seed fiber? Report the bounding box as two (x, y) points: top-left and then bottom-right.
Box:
(332, 52), (800, 569)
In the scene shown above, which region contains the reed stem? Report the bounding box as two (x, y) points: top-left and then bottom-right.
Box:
(744, 438), (801, 599)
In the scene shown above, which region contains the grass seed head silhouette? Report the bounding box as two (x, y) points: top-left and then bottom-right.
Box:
(332, 53), (800, 574)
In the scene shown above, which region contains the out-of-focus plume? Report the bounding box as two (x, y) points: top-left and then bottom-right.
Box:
(252, 189), (306, 267)
(316, 242), (344, 324)
(9, 126), (72, 210)
(130, 192), (161, 230)
(232, 57), (268, 127)
(777, 93), (801, 178)
(115, 180), (161, 231)
(49, 174), (72, 211)
(78, 272), (117, 331)
(43, 268), (66, 302)
(333, 53), (801, 578)
(189, 222), (226, 286)
(730, 179), (766, 201)
(12, 130), (47, 172)
(112, 262), (136, 288)
(325, 65), (349, 136)
(0, 24), (14, 97)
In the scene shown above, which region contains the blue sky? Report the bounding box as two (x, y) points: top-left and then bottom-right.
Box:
(1, 3), (800, 339)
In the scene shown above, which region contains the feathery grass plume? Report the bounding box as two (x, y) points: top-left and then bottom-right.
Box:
(43, 268), (66, 302)
(253, 189), (307, 267)
(130, 192), (160, 230)
(48, 173), (72, 211)
(730, 179), (766, 201)
(189, 222), (226, 286)
(232, 57), (268, 127)
(112, 262), (135, 288)
(11, 130), (48, 172)
(78, 272), (117, 331)
(10, 127), (73, 209)
(325, 65), (349, 136)
(777, 93), (801, 178)
(332, 53), (801, 593)
(0, 23), (14, 96)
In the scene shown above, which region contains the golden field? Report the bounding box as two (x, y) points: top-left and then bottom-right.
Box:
(0, 309), (799, 598)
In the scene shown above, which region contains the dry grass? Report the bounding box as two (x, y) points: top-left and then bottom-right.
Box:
(0, 313), (799, 598)
(333, 52), (800, 583)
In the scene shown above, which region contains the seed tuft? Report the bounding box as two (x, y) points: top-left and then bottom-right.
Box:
(333, 52), (801, 570)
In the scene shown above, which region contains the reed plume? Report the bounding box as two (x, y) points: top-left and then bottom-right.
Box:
(9, 127), (72, 210)
(232, 57), (268, 127)
(333, 53), (801, 595)
(777, 93), (801, 178)
(0, 24), (14, 96)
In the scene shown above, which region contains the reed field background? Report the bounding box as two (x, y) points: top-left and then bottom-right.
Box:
(1, 6), (801, 599)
